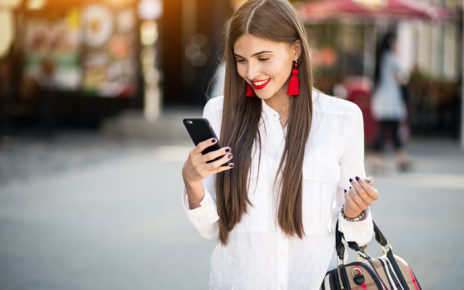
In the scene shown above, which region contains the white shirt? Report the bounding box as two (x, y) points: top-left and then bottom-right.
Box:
(182, 90), (374, 290)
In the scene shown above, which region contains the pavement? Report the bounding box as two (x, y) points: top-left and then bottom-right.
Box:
(0, 110), (463, 289)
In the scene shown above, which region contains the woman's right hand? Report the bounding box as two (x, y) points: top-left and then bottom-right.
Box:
(182, 138), (234, 186)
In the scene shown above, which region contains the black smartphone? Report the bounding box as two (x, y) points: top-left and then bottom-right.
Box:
(183, 118), (229, 165)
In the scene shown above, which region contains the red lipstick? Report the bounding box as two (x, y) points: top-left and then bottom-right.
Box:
(251, 79), (271, 90)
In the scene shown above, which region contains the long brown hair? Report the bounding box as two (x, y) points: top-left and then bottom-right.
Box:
(216, 0), (313, 244)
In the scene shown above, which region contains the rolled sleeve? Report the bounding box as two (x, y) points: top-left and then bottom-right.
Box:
(338, 208), (373, 246)
(336, 103), (374, 246)
(182, 186), (219, 240)
(182, 186), (214, 210)
(181, 96), (223, 241)
(337, 104), (366, 189)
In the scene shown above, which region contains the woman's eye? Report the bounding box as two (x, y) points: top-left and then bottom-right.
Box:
(235, 59), (245, 63)
(258, 58), (269, 62)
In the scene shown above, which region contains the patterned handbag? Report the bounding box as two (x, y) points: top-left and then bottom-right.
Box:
(321, 221), (421, 290)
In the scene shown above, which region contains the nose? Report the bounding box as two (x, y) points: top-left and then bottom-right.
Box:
(246, 62), (259, 80)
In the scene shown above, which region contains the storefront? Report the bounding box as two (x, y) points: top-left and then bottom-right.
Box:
(297, 0), (462, 140)
(0, 0), (232, 130)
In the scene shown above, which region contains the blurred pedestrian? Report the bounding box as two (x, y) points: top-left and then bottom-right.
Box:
(182, 0), (379, 289)
(371, 31), (411, 171)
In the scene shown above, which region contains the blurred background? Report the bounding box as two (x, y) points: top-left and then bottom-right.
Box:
(0, 0), (463, 289)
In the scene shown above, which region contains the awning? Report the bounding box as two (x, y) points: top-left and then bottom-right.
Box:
(296, 0), (451, 23)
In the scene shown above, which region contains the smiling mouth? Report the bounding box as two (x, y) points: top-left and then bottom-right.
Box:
(251, 79), (271, 90)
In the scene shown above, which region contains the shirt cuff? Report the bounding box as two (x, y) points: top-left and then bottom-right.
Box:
(181, 186), (219, 225)
(182, 186), (213, 210)
(338, 208), (374, 246)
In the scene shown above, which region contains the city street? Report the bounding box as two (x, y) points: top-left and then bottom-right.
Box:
(0, 119), (463, 289)
(1, 0), (461, 288)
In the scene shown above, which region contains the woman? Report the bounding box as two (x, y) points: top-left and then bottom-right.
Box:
(371, 32), (411, 171)
(182, 0), (379, 289)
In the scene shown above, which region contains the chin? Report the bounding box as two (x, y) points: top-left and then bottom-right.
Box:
(255, 94), (271, 100)
(255, 90), (276, 100)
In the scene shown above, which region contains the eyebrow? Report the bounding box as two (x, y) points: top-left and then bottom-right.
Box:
(234, 50), (274, 58)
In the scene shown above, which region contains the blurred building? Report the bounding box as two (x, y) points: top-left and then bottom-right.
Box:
(162, 0), (232, 107)
(1, 0), (462, 142)
(299, 0), (463, 140)
(0, 0), (232, 131)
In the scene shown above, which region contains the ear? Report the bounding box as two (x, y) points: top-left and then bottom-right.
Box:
(291, 39), (302, 61)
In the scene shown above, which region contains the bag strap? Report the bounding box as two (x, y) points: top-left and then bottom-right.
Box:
(335, 220), (392, 258)
(373, 222), (388, 247)
(335, 221), (345, 260)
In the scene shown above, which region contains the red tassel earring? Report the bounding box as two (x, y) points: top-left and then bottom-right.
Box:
(246, 84), (256, 97)
(287, 61), (299, 96)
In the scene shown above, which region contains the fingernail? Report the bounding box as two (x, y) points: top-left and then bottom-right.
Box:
(225, 147), (231, 153)
(349, 186), (352, 189)
(211, 138), (217, 143)
(366, 179), (370, 183)
(229, 163), (234, 168)
(344, 189), (347, 193)
(349, 178), (353, 182)
(355, 176), (360, 181)
(227, 153), (232, 159)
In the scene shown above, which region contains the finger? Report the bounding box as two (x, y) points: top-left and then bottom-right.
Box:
(194, 154), (232, 179)
(356, 187), (378, 203)
(357, 188), (374, 206)
(366, 186), (379, 201)
(214, 162), (235, 174)
(349, 178), (363, 194)
(352, 176), (379, 203)
(348, 188), (367, 210)
(365, 176), (375, 186)
(193, 138), (218, 154)
(344, 191), (361, 212)
(207, 152), (234, 170)
(201, 147), (231, 163)
(351, 178), (374, 205)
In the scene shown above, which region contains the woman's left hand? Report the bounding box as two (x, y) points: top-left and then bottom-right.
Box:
(343, 176), (379, 219)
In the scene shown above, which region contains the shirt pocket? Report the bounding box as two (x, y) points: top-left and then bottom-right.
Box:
(301, 155), (339, 234)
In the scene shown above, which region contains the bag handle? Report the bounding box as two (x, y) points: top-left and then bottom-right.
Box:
(335, 221), (392, 258)
(373, 222), (388, 247)
(335, 220), (345, 260)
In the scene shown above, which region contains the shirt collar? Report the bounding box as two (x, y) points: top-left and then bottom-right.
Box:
(260, 89), (320, 121)
(261, 99), (281, 120)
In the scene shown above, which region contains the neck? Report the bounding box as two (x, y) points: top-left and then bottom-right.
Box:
(264, 93), (291, 117)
